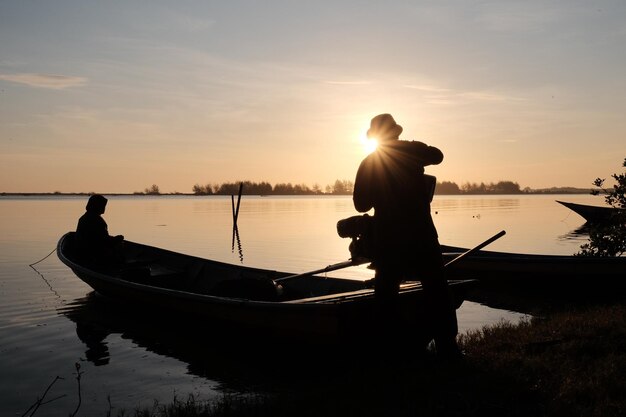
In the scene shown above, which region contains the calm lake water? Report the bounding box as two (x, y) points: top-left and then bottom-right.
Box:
(0, 194), (598, 415)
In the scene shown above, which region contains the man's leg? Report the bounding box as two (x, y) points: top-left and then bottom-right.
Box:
(373, 266), (403, 347)
(419, 245), (461, 357)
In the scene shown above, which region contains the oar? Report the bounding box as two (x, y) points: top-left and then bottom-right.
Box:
(359, 230), (506, 288)
(209, 257), (370, 301)
(444, 230), (506, 268)
(275, 230), (506, 286)
(274, 257), (370, 284)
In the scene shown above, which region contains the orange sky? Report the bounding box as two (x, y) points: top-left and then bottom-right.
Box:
(1, 2), (625, 193)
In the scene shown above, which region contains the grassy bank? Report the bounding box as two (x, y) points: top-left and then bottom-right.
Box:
(113, 304), (626, 417)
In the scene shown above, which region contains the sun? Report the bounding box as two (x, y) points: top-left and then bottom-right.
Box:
(359, 132), (378, 154)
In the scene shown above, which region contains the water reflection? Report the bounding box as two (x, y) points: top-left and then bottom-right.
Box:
(231, 225), (244, 263)
(60, 293), (264, 391)
(58, 288), (546, 389)
(58, 292), (366, 393)
(558, 223), (590, 242)
(434, 197), (521, 216)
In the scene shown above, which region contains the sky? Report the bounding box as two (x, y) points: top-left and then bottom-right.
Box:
(1, 1), (625, 193)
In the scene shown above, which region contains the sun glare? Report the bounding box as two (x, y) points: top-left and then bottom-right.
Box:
(360, 133), (378, 154)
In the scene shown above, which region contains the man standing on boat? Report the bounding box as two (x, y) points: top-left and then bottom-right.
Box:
(353, 113), (460, 358)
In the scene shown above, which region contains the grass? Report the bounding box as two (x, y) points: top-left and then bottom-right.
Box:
(109, 394), (271, 417)
(459, 305), (626, 417)
(110, 303), (626, 417)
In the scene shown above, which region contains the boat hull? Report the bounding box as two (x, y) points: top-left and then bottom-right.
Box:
(557, 200), (624, 224)
(58, 232), (472, 345)
(442, 245), (626, 285)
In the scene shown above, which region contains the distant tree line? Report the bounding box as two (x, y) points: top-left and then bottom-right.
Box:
(187, 179), (523, 195)
(437, 180), (522, 195)
(127, 179), (595, 196)
(191, 180), (354, 195)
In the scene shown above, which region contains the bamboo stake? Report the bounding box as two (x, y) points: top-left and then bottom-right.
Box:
(234, 182), (243, 226)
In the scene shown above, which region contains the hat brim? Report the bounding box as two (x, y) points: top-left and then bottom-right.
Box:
(367, 124), (403, 140)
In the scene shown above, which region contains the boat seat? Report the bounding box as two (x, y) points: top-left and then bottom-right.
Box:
(120, 263), (184, 289)
(285, 288), (375, 304)
(149, 264), (182, 278)
(286, 282), (422, 304)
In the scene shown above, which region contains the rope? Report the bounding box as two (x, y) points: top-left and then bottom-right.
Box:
(560, 210), (572, 223)
(29, 246), (63, 303)
(29, 247), (57, 267)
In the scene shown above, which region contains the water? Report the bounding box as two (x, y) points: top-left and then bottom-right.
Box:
(0, 194), (597, 415)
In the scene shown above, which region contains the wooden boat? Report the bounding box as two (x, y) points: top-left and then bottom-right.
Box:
(57, 232), (473, 345)
(557, 200), (624, 223)
(441, 244), (626, 286)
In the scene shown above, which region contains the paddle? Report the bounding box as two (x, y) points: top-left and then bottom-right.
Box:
(360, 230), (506, 288)
(208, 257), (369, 301)
(444, 230), (506, 268)
(273, 257), (370, 284)
(276, 229), (506, 287)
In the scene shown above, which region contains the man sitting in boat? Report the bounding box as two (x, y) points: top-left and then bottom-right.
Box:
(75, 194), (124, 266)
(352, 114), (461, 358)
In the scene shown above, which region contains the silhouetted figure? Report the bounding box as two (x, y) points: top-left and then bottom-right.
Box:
(75, 194), (124, 266)
(353, 114), (460, 358)
(75, 320), (110, 366)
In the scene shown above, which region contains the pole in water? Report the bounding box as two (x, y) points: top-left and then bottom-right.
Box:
(235, 182), (243, 222)
(231, 195), (236, 225)
(233, 182), (243, 227)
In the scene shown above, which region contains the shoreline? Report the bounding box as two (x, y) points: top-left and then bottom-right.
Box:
(0, 189), (592, 197)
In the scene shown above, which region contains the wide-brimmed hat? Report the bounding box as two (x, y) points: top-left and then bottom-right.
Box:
(366, 113), (403, 141)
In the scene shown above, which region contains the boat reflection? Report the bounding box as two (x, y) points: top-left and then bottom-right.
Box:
(58, 292), (370, 393)
(558, 223), (590, 243)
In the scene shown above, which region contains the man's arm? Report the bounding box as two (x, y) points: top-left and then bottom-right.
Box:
(407, 141), (444, 166)
(353, 158), (374, 213)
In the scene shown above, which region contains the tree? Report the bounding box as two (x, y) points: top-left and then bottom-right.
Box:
(331, 179), (353, 194)
(144, 184), (160, 195)
(293, 183), (312, 194)
(590, 157), (626, 209)
(192, 184), (214, 195)
(216, 182), (241, 195)
(437, 181), (460, 194)
(577, 157), (626, 257)
(273, 183), (295, 195)
(492, 181), (521, 194)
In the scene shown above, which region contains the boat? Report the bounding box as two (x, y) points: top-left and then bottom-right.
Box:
(57, 232), (473, 345)
(557, 200), (624, 223)
(441, 244), (626, 287)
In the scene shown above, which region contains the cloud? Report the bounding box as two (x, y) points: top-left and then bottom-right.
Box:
(403, 84), (451, 93)
(403, 82), (525, 105)
(459, 91), (524, 102)
(0, 73), (87, 89)
(324, 80), (372, 86)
